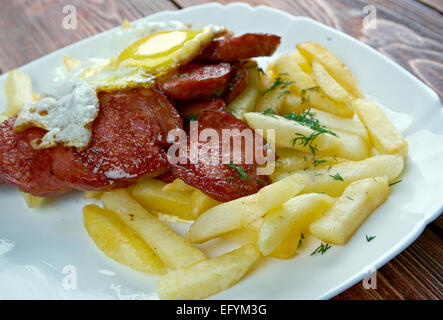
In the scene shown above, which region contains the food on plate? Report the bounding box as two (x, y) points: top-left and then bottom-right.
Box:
(310, 177), (389, 244)
(101, 189), (206, 270)
(352, 99), (408, 157)
(3, 69), (33, 117)
(198, 33), (281, 62)
(258, 193), (335, 255)
(170, 109), (271, 202)
(158, 62), (232, 100)
(187, 173), (308, 243)
(227, 65), (260, 120)
(157, 244), (260, 300)
(0, 17), (408, 299)
(83, 204), (166, 274)
(0, 118), (70, 196)
(296, 41), (364, 98)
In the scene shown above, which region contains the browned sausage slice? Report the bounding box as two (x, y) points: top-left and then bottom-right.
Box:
(51, 88), (182, 190)
(198, 33), (281, 62)
(0, 118), (70, 196)
(170, 110), (270, 202)
(158, 63), (232, 100)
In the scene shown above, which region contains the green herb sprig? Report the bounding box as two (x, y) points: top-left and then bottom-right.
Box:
(311, 243), (332, 256)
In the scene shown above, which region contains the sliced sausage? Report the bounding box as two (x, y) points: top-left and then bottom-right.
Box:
(198, 33), (281, 62)
(178, 98), (226, 121)
(51, 88), (182, 190)
(0, 118), (70, 196)
(170, 110), (270, 202)
(158, 63), (232, 100)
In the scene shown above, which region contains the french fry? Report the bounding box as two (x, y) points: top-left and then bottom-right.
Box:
(273, 148), (349, 176)
(3, 69), (33, 117)
(190, 189), (220, 218)
(309, 108), (369, 143)
(334, 130), (369, 161)
(228, 66), (260, 120)
(312, 60), (353, 102)
(255, 81), (288, 114)
(290, 50), (312, 74)
(101, 189), (206, 270)
(297, 42), (364, 98)
(157, 244), (260, 300)
(268, 228), (301, 259)
(129, 179), (197, 221)
(258, 193), (334, 255)
(187, 173), (308, 244)
(84, 191), (103, 200)
(222, 218), (263, 245)
(243, 112), (342, 153)
(352, 99), (408, 158)
(299, 154), (403, 197)
(281, 94), (305, 115)
(83, 205), (166, 274)
(310, 177), (389, 244)
(258, 68), (274, 92)
(271, 54), (354, 118)
(162, 178), (195, 193)
(20, 192), (45, 208)
(62, 55), (81, 72)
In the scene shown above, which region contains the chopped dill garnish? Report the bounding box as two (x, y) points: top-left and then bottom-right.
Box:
(389, 180), (402, 187)
(366, 235), (376, 242)
(292, 132), (321, 156)
(327, 165), (332, 172)
(213, 88), (224, 98)
(185, 114), (199, 121)
(262, 108), (276, 117)
(300, 86), (320, 103)
(284, 109), (336, 136)
(297, 233), (305, 249)
(256, 178), (267, 184)
(329, 173), (344, 181)
(225, 177), (235, 181)
(285, 108), (336, 157)
(310, 243), (332, 256)
(224, 160), (249, 182)
(313, 159), (327, 167)
(177, 73), (189, 78)
(261, 76), (294, 96)
(346, 196), (354, 201)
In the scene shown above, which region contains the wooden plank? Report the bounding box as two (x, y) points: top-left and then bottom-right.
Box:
(0, 0), (178, 73)
(418, 0), (443, 13)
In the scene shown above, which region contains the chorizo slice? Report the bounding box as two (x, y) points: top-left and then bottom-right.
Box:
(52, 88), (182, 190)
(170, 110), (270, 202)
(158, 63), (232, 100)
(178, 98), (226, 121)
(0, 118), (70, 196)
(198, 33), (281, 62)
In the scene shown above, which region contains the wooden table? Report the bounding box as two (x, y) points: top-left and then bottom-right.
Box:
(0, 0), (441, 300)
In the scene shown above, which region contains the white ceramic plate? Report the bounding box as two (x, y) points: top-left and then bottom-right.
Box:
(0, 2), (442, 300)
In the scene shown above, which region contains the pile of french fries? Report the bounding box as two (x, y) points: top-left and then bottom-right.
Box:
(2, 41), (408, 300)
